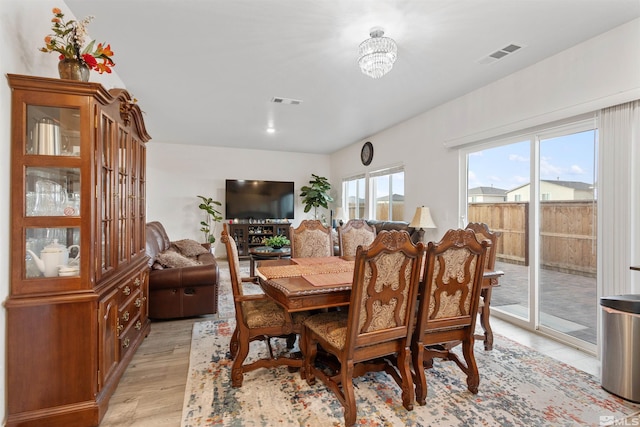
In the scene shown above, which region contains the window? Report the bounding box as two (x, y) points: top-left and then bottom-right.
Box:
(343, 175), (365, 220)
(342, 166), (404, 221)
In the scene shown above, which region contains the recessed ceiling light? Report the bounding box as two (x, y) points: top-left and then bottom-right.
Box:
(266, 127), (275, 134)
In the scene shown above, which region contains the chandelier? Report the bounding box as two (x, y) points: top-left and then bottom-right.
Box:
(358, 27), (397, 79)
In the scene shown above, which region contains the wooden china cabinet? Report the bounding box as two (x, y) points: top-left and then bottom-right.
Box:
(5, 74), (151, 427)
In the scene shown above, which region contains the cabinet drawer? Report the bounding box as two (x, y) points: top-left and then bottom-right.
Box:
(118, 271), (145, 302)
(118, 290), (143, 332)
(119, 312), (142, 357)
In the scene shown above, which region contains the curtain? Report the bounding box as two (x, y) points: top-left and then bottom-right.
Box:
(599, 100), (640, 296)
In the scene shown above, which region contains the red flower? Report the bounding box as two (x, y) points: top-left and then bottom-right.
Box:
(82, 53), (98, 70)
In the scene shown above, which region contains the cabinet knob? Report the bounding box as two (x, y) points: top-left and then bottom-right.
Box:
(122, 338), (130, 348)
(117, 324), (123, 334)
(135, 320), (142, 330)
(122, 311), (130, 322)
(134, 278), (141, 287)
(135, 298), (142, 308)
(123, 286), (131, 295)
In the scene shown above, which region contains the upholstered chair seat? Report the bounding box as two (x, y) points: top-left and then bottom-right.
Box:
(242, 299), (310, 329)
(303, 311), (348, 350)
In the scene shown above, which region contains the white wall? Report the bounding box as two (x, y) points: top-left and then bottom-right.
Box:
(2, 1), (639, 423)
(0, 1), (126, 423)
(146, 142), (331, 257)
(330, 18), (640, 293)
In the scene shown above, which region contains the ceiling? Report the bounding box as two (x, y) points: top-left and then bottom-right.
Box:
(65, 0), (640, 155)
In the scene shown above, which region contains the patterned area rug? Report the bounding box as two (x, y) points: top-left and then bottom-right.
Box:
(182, 261), (639, 426)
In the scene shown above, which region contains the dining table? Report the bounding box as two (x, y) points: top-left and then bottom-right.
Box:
(255, 256), (504, 349)
(255, 256), (355, 312)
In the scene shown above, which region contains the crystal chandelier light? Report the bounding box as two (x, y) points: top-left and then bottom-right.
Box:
(358, 27), (397, 79)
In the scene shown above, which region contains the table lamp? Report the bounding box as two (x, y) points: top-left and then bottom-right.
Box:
(409, 206), (437, 242)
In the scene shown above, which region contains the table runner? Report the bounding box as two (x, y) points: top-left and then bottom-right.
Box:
(291, 256), (346, 266)
(302, 271), (353, 287)
(258, 258), (353, 279)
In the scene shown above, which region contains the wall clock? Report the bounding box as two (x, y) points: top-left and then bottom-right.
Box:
(361, 141), (374, 166)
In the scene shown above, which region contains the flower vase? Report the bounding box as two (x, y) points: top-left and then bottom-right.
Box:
(58, 59), (90, 82)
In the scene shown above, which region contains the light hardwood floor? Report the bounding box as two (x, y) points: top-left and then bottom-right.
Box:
(100, 256), (602, 426)
(99, 315), (601, 426)
(99, 314), (218, 427)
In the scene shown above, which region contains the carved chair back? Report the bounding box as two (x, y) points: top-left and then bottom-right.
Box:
(338, 219), (377, 256)
(290, 219), (333, 258)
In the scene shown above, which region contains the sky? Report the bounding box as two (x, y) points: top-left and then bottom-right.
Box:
(468, 130), (597, 191)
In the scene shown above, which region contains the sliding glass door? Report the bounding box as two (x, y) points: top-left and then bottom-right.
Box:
(538, 129), (597, 347)
(466, 119), (598, 352)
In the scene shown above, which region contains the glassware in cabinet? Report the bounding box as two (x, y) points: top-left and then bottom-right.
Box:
(26, 105), (81, 156)
(26, 167), (81, 217)
(25, 227), (81, 279)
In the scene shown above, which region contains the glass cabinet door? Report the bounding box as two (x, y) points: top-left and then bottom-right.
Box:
(25, 227), (81, 279)
(26, 167), (80, 217)
(26, 105), (81, 156)
(23, 167), (82, 280)
(98, 111), (115, 276)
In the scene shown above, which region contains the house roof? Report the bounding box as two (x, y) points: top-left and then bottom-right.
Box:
(508, 180), (594, 192)
(469, 186), (508, 196)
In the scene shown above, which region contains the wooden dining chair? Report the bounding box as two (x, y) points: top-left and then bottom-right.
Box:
(301, 230), (425, 426)
(337, 219), (377, 256)
(466, 222), (502, 350)
(290, 219), (333, 258)
(411, 228), (489, 405)
(221, 224), (311, 388)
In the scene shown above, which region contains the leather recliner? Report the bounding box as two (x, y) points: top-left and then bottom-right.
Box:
(145, 221), (219, 319)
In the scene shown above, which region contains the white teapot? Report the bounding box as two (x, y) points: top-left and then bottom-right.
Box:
(27, 239), (79, 277)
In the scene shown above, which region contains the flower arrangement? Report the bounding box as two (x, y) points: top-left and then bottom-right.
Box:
(263, 235), (290, 249)
(39, 7), (115, 74)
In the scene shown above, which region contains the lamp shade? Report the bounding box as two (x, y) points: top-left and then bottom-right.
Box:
(409, 206), (437, 229)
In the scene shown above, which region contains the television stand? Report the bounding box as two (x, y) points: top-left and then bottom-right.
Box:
(227, 222), (291, 259)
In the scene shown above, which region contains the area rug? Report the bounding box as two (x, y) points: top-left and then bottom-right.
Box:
(182, 261), (639, 426)
(181, 318), (639, 427)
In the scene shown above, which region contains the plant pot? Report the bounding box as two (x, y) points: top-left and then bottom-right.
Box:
(270, 245), (283, 250)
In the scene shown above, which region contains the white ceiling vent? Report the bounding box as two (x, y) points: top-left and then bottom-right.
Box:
(478, 43), (524, 65)
(271, 97), (303, 105)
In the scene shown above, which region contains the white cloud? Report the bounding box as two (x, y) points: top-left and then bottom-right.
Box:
(570, 164), (585, 174)
(509, 154), (528, 162)
(540, 157), (563, 177)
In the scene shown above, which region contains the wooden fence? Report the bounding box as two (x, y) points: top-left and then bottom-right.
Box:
(468, 201), (596, 276)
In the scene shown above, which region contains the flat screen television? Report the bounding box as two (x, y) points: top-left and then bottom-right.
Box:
(225, 179), (295, 220)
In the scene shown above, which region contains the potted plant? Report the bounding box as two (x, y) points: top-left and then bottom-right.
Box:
(197, 195), (223, 248)
(263, 235), (291, 250)
(299, 174), (333, 223)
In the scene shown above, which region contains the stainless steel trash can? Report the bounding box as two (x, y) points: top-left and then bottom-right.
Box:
(600, 294), (640, 403)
